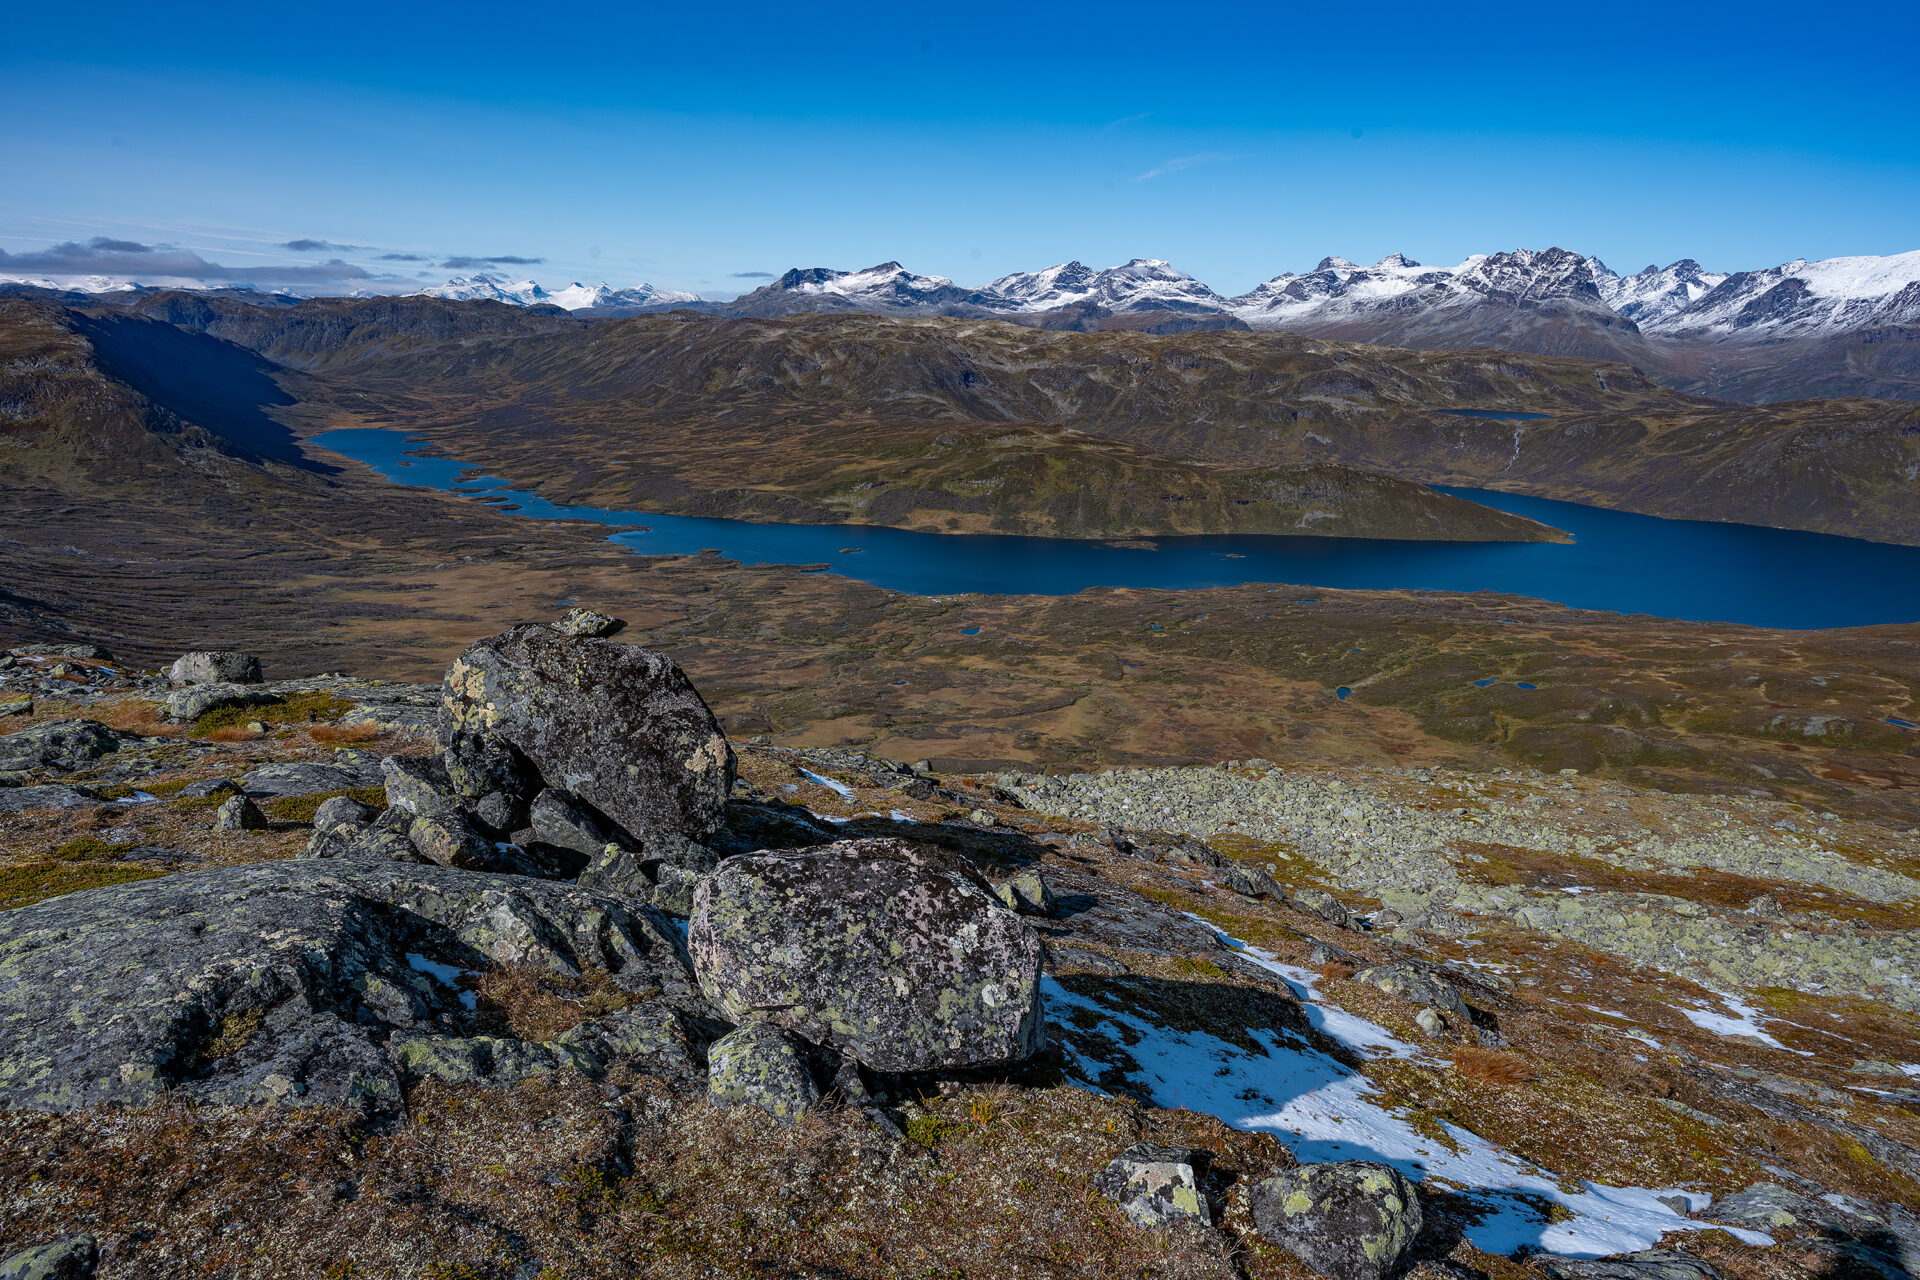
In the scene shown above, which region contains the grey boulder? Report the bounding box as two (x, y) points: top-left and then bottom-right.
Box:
(994, 868), (1058, 916)
(1094, 1143), (1212, 1229)
(1351, 962), (1470, 1022)
(0, 1235), (97, 1280)
(170, 651), (263, 686)
(1290, 888), (1351, 927)
(688, 837), (1044, 1072)
(550, 607), (626, 638)
(1248, 1161), (1423, 1280)
(706, 1021), (819, 1123)
(0, 861), (697, 1112)
(0, 719), (125, 775)
(441, 624), (734, 844)
(238, 758), (383, 798)
(212, 793), (268, 831)
(164, 683), (274, 723)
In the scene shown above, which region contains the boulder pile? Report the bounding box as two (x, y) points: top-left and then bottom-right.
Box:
(304, 617), (737, 913)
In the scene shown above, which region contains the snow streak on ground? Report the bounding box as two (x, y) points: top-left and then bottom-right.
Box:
(1047, 929), (1774, 1258)
(1675, 991), (1788, 1049)
(800, 768), (857, 800)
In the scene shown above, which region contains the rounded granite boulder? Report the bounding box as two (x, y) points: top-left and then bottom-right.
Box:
(706, 1021), (820, 1123)
(688, 837), (1045, 1073)
(1248, 1161), (1423, 1280)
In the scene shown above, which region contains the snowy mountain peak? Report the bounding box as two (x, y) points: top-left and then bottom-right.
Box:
(1375, 252), (1421, 269)
(411, 274), (553, 306)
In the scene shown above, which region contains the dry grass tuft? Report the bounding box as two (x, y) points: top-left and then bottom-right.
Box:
(1450, 1046), (1535, 1085)
(310, 722), (382, 746)
(1318, 961), (1356, 983)
(472, 966), (651, 1041)
(94, 699), (177, 736)
(203, 724), (262, 743)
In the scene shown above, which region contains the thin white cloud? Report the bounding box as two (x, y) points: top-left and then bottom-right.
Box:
(1133, 152), (1240, 182)
(1099, 111), (1152, 135)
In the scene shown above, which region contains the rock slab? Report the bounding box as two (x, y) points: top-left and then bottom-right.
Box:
(688, 837), (1045, 1072)
(1094, 1143), (1212, 1229)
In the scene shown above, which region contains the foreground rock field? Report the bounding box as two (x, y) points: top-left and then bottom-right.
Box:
(0, 622), (1916, 1280)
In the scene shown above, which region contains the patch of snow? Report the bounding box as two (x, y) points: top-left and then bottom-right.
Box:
(889, 809), (916, 823)
(1676, 992), (1786, 1049)
(1053, 929), (1772, 1257)
(800, 768), (857, 799)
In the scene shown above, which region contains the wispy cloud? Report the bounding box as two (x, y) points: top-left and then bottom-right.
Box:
(0, 237), (375, 287)
(282, 238), (365, 252)
(730, 270), (775, 279)
(441, 254), (544, 270)
(1133, 152), (1240, 182)
(1099, 111), (1151, 135)
(378, 252), (429, 262)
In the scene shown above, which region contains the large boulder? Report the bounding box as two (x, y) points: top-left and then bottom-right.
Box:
(0, 1235), (97, 1280)
(688, 837), (1045, 1072)
(170, 651), (263, 686)
(0, 862), (698, 1112)
(1351, 962), (1471, 1022)
(441, 624), (734, 844)
(1248, 1161), (1423, 1280)
(0, 719), (125, 777)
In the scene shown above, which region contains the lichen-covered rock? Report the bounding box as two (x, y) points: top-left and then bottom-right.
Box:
(303, 796), (378, 858)
(1093, 1143), (1212, 1228)
(551, 607), (626, 638)
(1224, 862), (1285, 901)
(382, 754), (464, 821)
(213, 793), (268, 831)
(528, 788), (621, 858)
(238, 758), (384, 799)
(1248, 1161), (1422, 1280)
(1536, 1250), (1721, 1279)
(0, 1234), (98, 1280)
(1291, 887), (1350, 927)
(1706, 1182), (1920, 1272)
(163, 683), (275, 723)
(441, 730), (534, 802)
(706, 1021), (819, 1122)
(441, 624), (734, 843)
(688, 837), (1044, 1072)
(0, 861), (697, 1112)
(169, 651), (263, 686)
(994, 868), (1058, 916)
(1351, 963), (1470, 1021)
(0, 719), (126, 776)
(407, 810), (498, 867)
(651, 864), (701, 916)
(394, 1005), (700, 1090)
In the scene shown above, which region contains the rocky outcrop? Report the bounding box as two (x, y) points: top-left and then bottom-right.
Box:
(1537, 1251), (1721, 1279)
(0, 1236), (97, 1280)
(688, 837), (1045, 1072)
(1350, 962), (1470, 1022)
(441, 622), (734, 845)
(169, 651), (263, 686)
(1247, 1162), (1422, 1280)
(706, 1021), (820, 1123)
(1093, 1144), (1213, 1229)
(0, 861), (698, 1111)
(0, 719), (126, 778)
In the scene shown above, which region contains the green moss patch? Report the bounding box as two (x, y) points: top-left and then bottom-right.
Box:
(1, 861), (169, 911)
(193, 692), (355, 735)
(266, 786), (387, 825)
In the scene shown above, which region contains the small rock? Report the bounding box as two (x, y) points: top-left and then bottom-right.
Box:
(1093, 1143), (1213, 1229)
(1248, 1161), (1422, 1280)
(1746, 894), (1783, 919)
(1223, 862), (1285, 900)
(0, 718), (126, 774)
(549, 607), (626, 638)
(651, 864), (701, 917)
(179, 776), (243, 799)
(0, 697), (32, 718)
(706, 1021), (819, 1123)
(528, 787), (620, 858)
(969, 808), (998, 827)
(303, 796), (378, 858)
(1290, 887), (1350, 927)
(170, 651), (263, 686)
(213, 794), (268, 831)
(381, 754), (463, 821)
(407, 811), (500, 868)
(994, 868), (1057, 916)
(1656, 1194), (1693, 1216)
(440, 730), (534, 802)
(1307, 941), (1358, 968)
(1414, 1007), (1447, 1037)
(0, 1234), (98, 1280)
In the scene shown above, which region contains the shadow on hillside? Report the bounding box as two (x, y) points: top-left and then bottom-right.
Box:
(76, 313), (327, 471)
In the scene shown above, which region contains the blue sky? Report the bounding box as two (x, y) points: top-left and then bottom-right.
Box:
(4, 0), (1917, 297)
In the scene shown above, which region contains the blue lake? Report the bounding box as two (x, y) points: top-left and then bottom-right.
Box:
(313, 428), (1920, 630)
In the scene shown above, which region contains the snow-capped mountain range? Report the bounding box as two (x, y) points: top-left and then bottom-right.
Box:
(710, 248), (1920, 339)
(408, 274), (702, 311)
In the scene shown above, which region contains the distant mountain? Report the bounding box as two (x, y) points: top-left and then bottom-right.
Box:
(1590, 258), (1729, 326)
(409, 275), (707, 313)
(986, 259), (1230, 314)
